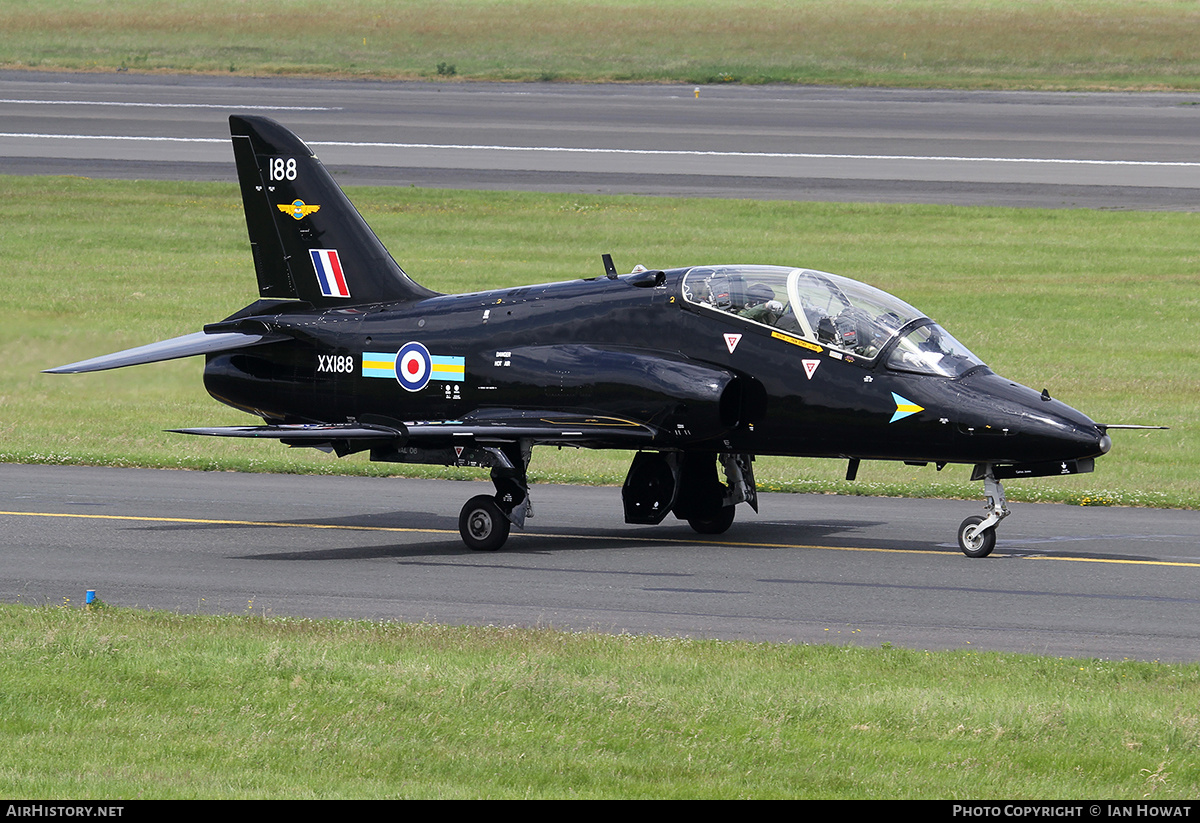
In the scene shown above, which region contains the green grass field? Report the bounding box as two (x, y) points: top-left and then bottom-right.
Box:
(3, 602), (1198, 799)
(3, 0), (1200, 90)
(3, 175), (1195, 507)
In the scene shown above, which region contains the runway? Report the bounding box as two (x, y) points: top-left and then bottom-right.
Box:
(4, 465), (1200, 662)
(3, 70), (1200, 208)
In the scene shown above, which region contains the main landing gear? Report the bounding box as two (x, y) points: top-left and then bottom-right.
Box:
(457, 443), (531, 552)
(455, 448), (758, 551)
(957, 464), (1009, 558)
(621, 451), (757, 535)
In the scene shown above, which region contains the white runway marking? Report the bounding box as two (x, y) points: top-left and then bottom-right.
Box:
(0, 98), (338, 111)
(3, 130), (1198, 168)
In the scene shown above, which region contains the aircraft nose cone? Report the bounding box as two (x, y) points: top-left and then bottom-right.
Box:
(1055, 420), (1110, 460)
(953, 371), (1112, 464)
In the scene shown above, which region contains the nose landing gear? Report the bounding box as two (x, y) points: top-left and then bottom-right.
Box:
(958, 464), (1009, 558)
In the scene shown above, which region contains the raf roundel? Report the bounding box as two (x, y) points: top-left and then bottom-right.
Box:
(394, 341), (432, 392)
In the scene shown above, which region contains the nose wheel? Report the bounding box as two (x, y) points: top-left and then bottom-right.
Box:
(958, 464), (1009, 558)
(957, 515), (997, 558)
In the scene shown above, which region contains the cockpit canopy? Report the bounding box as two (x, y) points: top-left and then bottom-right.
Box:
(680, 265), (985, 378)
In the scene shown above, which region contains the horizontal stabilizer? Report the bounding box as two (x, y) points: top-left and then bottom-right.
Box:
(44, 331), (280, 374)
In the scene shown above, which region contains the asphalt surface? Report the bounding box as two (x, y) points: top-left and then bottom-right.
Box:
(3, 70), (1200, 208)
(4, 465), (1200, 662)
(4, 72), (1199, 660)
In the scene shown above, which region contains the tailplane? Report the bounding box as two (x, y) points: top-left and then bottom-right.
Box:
(230, 115), (437, 307)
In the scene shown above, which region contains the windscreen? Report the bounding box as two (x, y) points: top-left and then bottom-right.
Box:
(885, 322), (984, 377)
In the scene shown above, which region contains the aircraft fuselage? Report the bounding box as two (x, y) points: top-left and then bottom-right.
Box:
(204, 266), (1108, 470)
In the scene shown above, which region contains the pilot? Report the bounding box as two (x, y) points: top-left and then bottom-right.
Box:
(738, 283), (784, 325)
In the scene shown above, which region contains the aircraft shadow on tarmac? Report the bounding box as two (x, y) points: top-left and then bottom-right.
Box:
(121, 509), (954, 561)
(123, 509), (1176, 564)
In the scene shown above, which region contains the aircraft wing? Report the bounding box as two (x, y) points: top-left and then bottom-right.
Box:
(44, 331), (284, 374)
(405, 412), (658, 448)
(172, 410), (659, 451)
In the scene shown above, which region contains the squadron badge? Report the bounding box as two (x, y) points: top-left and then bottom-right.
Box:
(278, 200), (321, 220)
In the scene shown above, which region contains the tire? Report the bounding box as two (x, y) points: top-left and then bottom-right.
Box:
(459, 495), (510, 551)
(687, 505), (736, 535)
(957, 515), (996, 558)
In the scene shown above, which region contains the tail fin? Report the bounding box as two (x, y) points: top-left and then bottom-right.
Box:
(229, 115), (438, 307)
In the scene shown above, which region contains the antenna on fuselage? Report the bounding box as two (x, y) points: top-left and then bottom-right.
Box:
(602, 253), (618, 279)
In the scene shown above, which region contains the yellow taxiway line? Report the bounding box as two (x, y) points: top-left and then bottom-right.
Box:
(4, 509), (1200, 568)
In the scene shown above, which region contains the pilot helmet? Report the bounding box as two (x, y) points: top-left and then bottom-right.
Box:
(745, 283), (774, 306)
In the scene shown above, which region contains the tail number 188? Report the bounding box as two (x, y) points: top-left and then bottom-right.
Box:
(269, 157), (297, 181)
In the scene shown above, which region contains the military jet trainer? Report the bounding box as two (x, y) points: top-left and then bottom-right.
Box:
(49, 115), (1130, 556)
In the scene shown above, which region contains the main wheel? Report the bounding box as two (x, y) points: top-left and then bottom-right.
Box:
(957, 515), (996, 558)
(459, 495), (510, 551)
(687, 504), (736, 535)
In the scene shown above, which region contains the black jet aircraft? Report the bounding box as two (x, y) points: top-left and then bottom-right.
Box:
(49, 115), (1128, 556)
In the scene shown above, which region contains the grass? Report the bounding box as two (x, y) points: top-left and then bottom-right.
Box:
(2, 0), (1200, 90)
(3, 175), (1195, 507)
(2, 601), (1198, 798)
